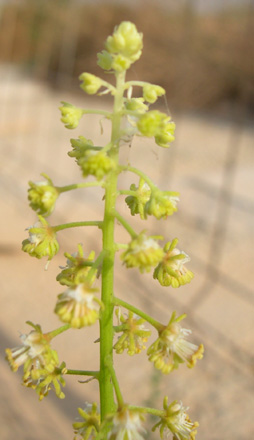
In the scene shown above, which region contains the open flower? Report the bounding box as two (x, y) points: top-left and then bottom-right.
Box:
(5, 322), (66, 400)
(147, 312), (204, 374)
(153, 239), (194, 287)
(108, 407), (146, 440)
(121, 232), (164, 273)
(28, 173), (59, 217)
(57, 244), (96, 287)
(73, 402), (100, 440)
(114, 310), (151, 356)
(145, 190), (179, 220)
(59, 102), (83, 129)
(55, 283), (103, 329)
(152, 397), (199, 440)
(22, 216), (59, 261)
(125, 179), (151, 220)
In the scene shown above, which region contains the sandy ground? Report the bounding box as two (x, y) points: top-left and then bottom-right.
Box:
(0, 67), (253, 439)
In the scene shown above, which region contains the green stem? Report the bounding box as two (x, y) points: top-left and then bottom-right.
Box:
(113, 297), (163, 332)
(128, 404), (164, 417)
(106, 357), (125, 409)
(53, 221), (102, 232)
(57, 181), (104, 193)
(124, 80), (151, 90)
(46, 324), (70, 340)
(121, 165), (157, 190)
(114, 210), (137, 239)
(118, 189), (137, 197)
(99, 70), (126, 421)
(65, 369), (99, 379)
(114, 243), (128, 251)
(99, 79), (116, 95)
(82, 109), (112, 118)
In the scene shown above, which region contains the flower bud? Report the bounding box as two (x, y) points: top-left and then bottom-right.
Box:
(59, 102), (83, 129)
(114, 310), (151, 356)
(68, 136), (94, 160)
(79, 73), (103, 95)
(125, 179), (151, 220)
(57, 245), (96, 287)
(155, 121), (176, 148)
(79, 150), (116, 180)
(22, 216), (59, 261)
(145, 190), (179, 220)
(121, 232), (164, 273)
(28, 173), (59, 217)
(97, 50), (113, 70)
(111, 53), (132, 72)
(143, 84), (165, 104)
(125, 98), (148, 114)
(137, 110), (166, 137)
(68, 137), (115, 180)
(137, 110), (175, 147)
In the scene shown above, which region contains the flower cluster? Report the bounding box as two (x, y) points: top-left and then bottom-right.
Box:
(125, 179), (151, 220)
(107, 407), (146, 440)
(57, 245), (96, 287)
(121, 232), (164, 273)
(55, 283), (103, 329)
(114, 310), (151, 356)
(154, 239), (194, 288)
(137, 110), (175, 148)
(152, 397), (199, 440)
(97, 22), (143, 72)
(5, 322), (66, 400)
(147, 312), (204, 374)
(73, 403), (100, 440)
(69, 136), (115, 180)
(28, 173), (59, 217)
(59, 102), (83, 129)
(22, 216), (59, 261)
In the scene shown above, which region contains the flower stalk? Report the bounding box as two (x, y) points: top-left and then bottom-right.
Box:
(6, 21), (203, 440)
(99, 70), (126, 420)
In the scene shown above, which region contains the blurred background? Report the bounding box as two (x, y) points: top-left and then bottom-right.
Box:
(0, 1), (253, 439)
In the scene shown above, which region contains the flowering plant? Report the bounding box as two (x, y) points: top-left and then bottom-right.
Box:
(6, 22), (203, 439)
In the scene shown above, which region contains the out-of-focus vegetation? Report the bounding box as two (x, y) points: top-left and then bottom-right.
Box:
(0, 0), (253, 115)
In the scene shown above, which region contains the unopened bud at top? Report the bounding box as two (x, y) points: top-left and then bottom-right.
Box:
(106, 21), (143, 62)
